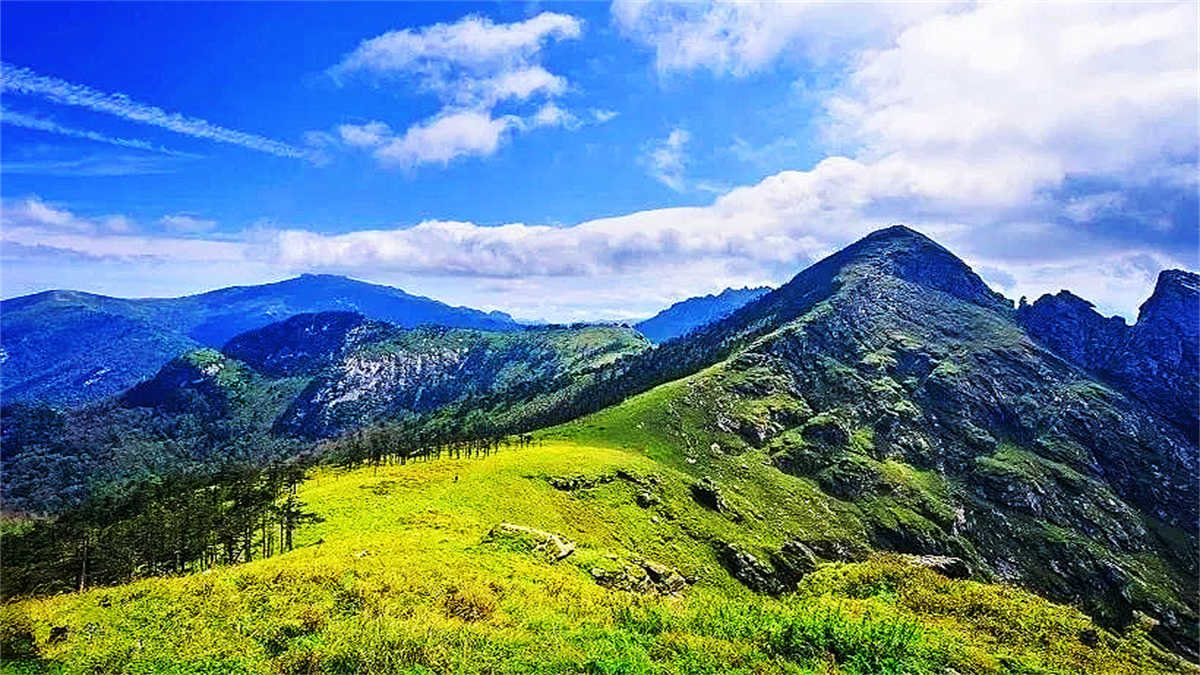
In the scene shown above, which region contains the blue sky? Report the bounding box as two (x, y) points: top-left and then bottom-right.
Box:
(1, 1), (1196, 322)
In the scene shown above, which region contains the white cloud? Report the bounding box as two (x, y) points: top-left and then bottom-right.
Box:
(612, 1), (946, 76)
(0, 63), (314, 161)
(471, 66), (567, 107)
(327, 13), (586, 169)
(824, 2), (1200, 210)
(267, 0), (1199, 322)
(0, 198), (241, 262)
(1062, 192), (1126, 224)
(374, 110), (513, 168)
(332, 12), (582, 78)
(0, 106), (200, 158)
(591, 109), (619, 124)
(337, 121), (392, 149)
(7, 4), (1193, 323)
(645, 127), (690, 191)
(528, 102), (578, 130)
(159, 214), (218, 234)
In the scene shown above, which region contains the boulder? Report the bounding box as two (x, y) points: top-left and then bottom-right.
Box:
(590, 559), (688, 595)
(486, 523), (575, 562)
(901, 554), (971, 579)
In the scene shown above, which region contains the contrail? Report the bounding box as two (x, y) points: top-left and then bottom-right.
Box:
(0, 62), (313, 161)
(0, 107), (202, 158)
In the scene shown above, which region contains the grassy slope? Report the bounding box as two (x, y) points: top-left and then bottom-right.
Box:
(2, 431), (1189, 674)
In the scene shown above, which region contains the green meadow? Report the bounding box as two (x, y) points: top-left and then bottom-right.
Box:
(2, 428), (1189, 674)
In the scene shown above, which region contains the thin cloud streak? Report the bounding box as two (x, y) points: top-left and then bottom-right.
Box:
(0, 106), (201, 158)
(0, 62), (314, 161)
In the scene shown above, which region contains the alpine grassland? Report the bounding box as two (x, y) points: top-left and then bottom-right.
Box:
(2, 430), (1189, 674)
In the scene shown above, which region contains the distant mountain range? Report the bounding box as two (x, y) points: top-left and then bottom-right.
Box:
(1, 274), (781, 409)
(634, 286), (772, 343)
(0, 274), (518, 407)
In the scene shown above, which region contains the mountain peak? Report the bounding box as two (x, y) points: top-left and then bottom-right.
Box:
(836, 225), (1011, 312)
(1138, 268), (1199, 329)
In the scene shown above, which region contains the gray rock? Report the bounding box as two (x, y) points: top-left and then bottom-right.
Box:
(486, 523), (575, 562)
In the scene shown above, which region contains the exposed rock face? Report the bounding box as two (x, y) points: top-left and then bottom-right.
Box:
(718, 543), (784, 594)
(1115, 270), (1199, 435)
(1018, 269), (1199, 436)
(222, 312), (387, 378)
(654, 227), (1199, 657)
(899, 554), (971, 580)
(690, 476), (729, 512)
(1015, 291), (1128, 372)
(0, 274), (520, 407)
(270, 322), (649, 438)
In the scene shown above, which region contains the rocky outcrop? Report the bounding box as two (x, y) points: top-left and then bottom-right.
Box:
(1016, 291), (1128, 372)
(222, 311), (387, 378)
(590, 559), (688, 595)
(690, 476), (729, 512)
(1018, 269), (1199, 436)
(899, 554), (971, 579)
(719, 544), (784, 594)
(485, 523), (576, 562)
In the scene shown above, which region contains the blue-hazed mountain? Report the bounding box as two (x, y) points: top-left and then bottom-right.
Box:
(0, 274), (518, 408)
(1017, 269), (1199, 437)
(634, 286), (772, 344)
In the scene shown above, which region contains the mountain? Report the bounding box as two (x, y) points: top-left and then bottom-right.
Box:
(1018, 269), (1199, 437)
(0, 274), (519, 408)
(2, 226), (1196, 670)
(634, 286), (772, 343)
(507, 225), (1197, 656)
(0, 314), (649, 513)
(219, 312), (650, 439)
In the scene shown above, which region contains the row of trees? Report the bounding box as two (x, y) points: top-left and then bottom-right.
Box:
(1, 461), (320, 599)
(325, 411), (538, 470)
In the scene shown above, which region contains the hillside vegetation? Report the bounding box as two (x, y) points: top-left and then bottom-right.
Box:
(2, 437), (1189, 674)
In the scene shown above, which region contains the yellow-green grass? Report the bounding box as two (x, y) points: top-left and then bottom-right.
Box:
(2, 441), (1191, 674)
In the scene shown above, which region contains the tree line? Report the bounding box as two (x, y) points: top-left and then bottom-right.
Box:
(1, 460), (320, 599)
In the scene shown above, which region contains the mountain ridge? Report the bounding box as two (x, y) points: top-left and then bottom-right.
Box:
(635, 286), (772, 344)
(0, 275), (520, 407)
(1017, 268), (1199, 436)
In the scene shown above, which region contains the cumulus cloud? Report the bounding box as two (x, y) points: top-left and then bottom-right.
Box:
(268, 3), (1197, 321)
(9, 4), (1193, 323)
(374, 110), (513, 168)
(824, 2), (1199, 210)
(332, 12), (582, 80)
(327, 13), (585, 168)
